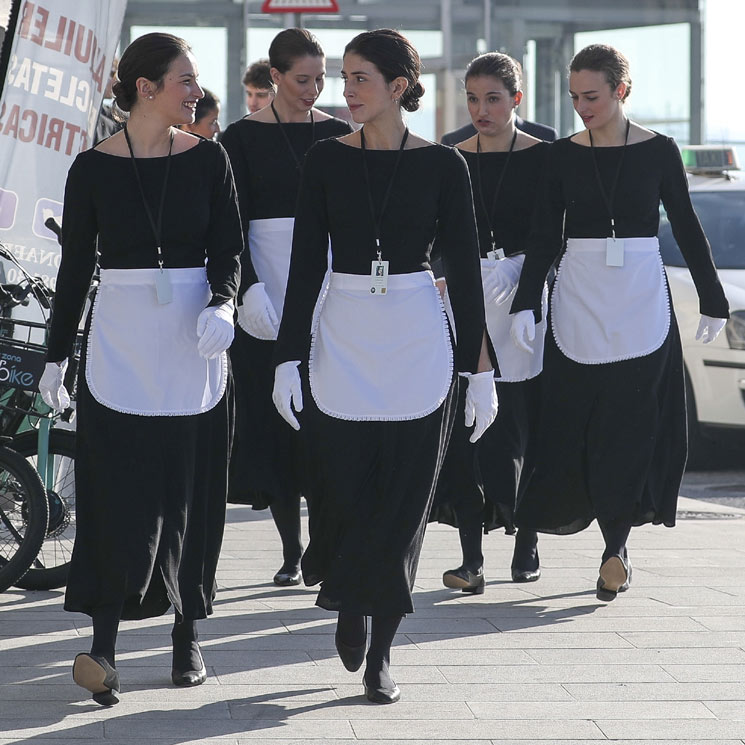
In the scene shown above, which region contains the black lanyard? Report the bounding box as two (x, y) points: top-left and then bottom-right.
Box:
(475, 128), (517, 255)
(360, 126), (409, 259)
(271, 101), (315, 172)
(589, 118), (630, 239)
(124, 124), (173, 270)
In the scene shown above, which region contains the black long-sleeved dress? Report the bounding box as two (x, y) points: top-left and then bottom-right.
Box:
(220, 116), (351, 508)
(48, 139), (242, 620)
(511, 134), (729, 534)
(274, 137), (489, 616)
(432, 142), (549, 536)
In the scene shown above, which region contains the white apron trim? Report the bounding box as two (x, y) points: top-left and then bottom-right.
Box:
(309, 270), (453, 421)
(551, 236), (670, 365)
(480, 256), (547, 382)
(238, 217), (294, 339)
(86, 267), (228, 416)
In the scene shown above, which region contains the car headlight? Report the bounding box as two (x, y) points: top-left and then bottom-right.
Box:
(725, 310), (745, 350)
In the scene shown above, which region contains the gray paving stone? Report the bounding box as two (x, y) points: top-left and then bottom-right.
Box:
(405, 632), (633, 649)
(349, 719), (603, 739)
(438, 663), (675, 684)
(331, 683), (574, 702)
(621, 631), (745, 648)
(597, 719), (745, 739)
(662, 664), (745, 682)
(214, 665), (447, 685)
(228, 700), (473, 720)
(308, 649), (536, 666)
(702, 700), (745, 718)
(564, 682), (745, 701)
(525, 646), (745, 665)
(466, 700), (713, 719)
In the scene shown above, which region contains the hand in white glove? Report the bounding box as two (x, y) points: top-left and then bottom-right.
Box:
(510, 309), (536, 353)
(482, 267), (513, 305)
(695, 314), (726, 344)
(272, 360), (303, 431)
(39, 360), (70, 412)
(238, 282), (279, 340)
(462, 370), (499, 443)
(197, 301), (234, 359)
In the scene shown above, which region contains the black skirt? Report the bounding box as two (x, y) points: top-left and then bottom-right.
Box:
(227, 326), (304, 509)
(301, 375), (458, 616)
(515, 313), (686, 535)
(431, 375), (541, 535)
(64, 343), (233, 621)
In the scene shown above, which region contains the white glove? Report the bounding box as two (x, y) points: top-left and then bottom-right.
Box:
(196, 301), (234, 359)
(462, 370), (499, 443)
(39, 360), (70, 412)
(695, 314), (726, 344)
(510, 309), (536, 353)
(238, 282), (279, 340)
(272, 360), (303, 431)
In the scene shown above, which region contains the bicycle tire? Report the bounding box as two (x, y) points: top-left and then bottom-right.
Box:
(0, 445), (48, 593)
(12, 429), (75, 590)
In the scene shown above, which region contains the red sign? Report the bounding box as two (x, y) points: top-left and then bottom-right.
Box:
(262, 0), (339, 12)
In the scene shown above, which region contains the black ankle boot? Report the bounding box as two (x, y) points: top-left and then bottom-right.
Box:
(171, 619), (207, 687)
(511, 530), (541, 583)
(363, 656), (400, 704)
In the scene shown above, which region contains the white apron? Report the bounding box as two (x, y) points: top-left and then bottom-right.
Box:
(309, 270), (453, 421)
(86, 267), (227, 416)
(551, 236), (670, 364)
(480, 255), (547, 382)
(239, 217), (294, 340)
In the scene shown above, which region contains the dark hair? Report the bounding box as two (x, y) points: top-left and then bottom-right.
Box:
(569, 43), (632, 102)
(269, 28), (324, 74)
(465, 52), (521, 97)
(344, 29), (424, 112)
(242, 58), (273, 90)
(113, 32), (192, 113)
(194, 88), (219, 123)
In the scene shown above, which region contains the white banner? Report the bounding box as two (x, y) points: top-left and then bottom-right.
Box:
(0, 0), (127, 288)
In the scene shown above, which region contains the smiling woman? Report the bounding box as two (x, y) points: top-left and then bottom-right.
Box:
(39, 32), (243, 706)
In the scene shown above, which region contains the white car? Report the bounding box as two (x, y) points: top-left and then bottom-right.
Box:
(659, 145), (745, 465)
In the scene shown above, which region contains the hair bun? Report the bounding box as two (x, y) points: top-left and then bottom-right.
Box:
(401, 81), (424, 112)
(111, 79), (133, 112)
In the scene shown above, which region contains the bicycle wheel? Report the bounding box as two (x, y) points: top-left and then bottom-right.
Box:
(12, 429), (75, 590)
(0, 445), (48, 593)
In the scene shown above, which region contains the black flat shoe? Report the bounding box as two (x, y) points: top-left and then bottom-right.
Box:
(511, 548), (541, 583)
(273, 564), (302, 586)
(442, 565), (485, 594)
(72, 653), (120, 706)
(596, 553), (632, 602)
(511, 565), (541, 583)
(171, 640), (207, 687)
(363, 673), (401, 704)
(335, 615), (367, 672)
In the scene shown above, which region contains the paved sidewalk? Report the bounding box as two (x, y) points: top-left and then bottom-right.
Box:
(2, 495), (745, 744)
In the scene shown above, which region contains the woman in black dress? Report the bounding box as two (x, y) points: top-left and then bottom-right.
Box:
(39, 33), (242, 704)
(272, 29), (498, 704)
(221, 29), (352, 587)
(510, 44), (729, 600)
(432, 53), (548, 593)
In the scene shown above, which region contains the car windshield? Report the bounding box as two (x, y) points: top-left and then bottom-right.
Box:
(659, 190), (745, 269)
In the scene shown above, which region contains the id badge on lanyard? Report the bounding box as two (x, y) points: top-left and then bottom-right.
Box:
(487, 248), (506, 261)
(155, 268), (173, 304)
(606, 236), (624, 267)
(370, 258), (389, 295)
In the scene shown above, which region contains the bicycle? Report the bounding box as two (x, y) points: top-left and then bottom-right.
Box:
(0, 239), (80, 591)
